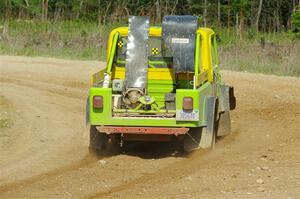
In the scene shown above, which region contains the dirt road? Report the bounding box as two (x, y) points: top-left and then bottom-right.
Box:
(0, 55), (299, 198)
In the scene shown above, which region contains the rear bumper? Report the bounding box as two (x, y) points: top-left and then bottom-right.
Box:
(96, 126), (189, 135)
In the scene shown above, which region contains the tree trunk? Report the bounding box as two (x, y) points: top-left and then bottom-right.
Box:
(5, 0), (11, 18)
(171, 0), (178, 15)
(18, 7), (21, 20)
(239, 8), (244, 40)
(98, 0), (102, 24)
(255, 0), (263, 31)
(41, 0), (44, 20)
(44, 0), (48, 20)
(24, 0), (29, 7)
(217, 0), (221, 24)
(292, 0), (295, 11)
(77, 0), (84, 19)
(203, 0), (207, 26)
(235, 13), (239, 35)
(41, 0), (48, 20)
(227, 0), (231, 31)
(54, 7), (61, 22)
(103, 1), (112, 24)
(155, 0), (161, 23)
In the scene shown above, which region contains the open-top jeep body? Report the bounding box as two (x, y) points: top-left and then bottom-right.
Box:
(87, 16), (235, 152)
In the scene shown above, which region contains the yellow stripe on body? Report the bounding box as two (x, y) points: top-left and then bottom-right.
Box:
(112, 67), (194, 81)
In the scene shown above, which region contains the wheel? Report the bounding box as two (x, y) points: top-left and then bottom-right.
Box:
(89, 125), (109, 151)
(216, 111), (231, 137)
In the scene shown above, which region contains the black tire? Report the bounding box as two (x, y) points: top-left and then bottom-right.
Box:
(89, 125), (109, 151)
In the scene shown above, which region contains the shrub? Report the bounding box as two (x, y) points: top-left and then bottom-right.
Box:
(290, 6), (300, 39)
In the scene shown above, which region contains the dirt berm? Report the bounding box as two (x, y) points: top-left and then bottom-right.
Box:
(0, 56), (299, 198)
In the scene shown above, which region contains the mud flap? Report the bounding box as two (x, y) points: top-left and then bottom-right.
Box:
(220, 85), (236, 111)
(183, 96), (217, 152)
(217, 85), (235, 137)
(229, 86), (236, 110)
(216, 111), (231, 137)
(199, 96), (217, 149)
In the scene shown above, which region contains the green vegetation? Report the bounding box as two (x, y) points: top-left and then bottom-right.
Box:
(0, 20), (117, 60)
(1, 20), (299, 77)
(0, 1), (299, 76)
(290, 6), (300, 39)
(218, 35), (300, 77)
(0, 118), (10, 129)
(0, 0), (296, 33)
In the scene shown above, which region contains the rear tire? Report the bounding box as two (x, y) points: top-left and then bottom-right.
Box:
(89, 125), (109, 151)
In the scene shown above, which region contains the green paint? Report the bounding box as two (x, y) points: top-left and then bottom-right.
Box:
(89, 87), (201, 127)
(88, 27), (224, 129)
(148, 79), (174, 107)
(176, 89), (199, 111)
(89, 87), (112, 124)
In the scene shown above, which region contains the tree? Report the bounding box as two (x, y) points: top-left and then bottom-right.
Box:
(42, 0), (48, 20)
(290, 6), (300, 38)
(255, 0), (263, 31)
(0, 0), (296, 35)
(203, 0), (207, 26)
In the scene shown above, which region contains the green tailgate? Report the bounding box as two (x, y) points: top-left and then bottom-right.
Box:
(89, 82), (212, 127)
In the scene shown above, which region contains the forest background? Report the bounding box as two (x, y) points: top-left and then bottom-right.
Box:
(0, 0), (299, 76)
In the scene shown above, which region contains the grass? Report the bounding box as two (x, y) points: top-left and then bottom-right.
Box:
(215, 28), (300, 76)
(0, 118), (10, 129)
(218, 35), (300, 76)
(0, 19), (299, 77)
(0, 20), (123, 60)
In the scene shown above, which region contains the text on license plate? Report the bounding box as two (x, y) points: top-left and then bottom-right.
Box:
(176, 110), (199, 121)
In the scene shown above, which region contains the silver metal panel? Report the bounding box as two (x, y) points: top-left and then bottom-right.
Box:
(162, 15), (198, 72)
(125, 16), (149, 89)
(220, 84), (230, 112)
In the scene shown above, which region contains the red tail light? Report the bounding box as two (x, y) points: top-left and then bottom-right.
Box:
(93, 96), (103, 108)
(183, 97), (193, 110)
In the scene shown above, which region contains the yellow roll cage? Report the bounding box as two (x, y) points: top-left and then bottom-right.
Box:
(104, 26), (217, 84)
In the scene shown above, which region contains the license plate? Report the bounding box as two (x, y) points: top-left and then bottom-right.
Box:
(176, 110), (199, 121)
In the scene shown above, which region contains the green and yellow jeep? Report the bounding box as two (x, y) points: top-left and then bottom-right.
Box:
(87, 15), (235, 152)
